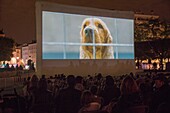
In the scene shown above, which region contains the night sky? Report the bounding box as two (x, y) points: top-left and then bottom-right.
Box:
(0, 0), (170, 44)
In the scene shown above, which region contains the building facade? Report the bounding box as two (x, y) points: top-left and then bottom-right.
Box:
(134, 13), (159, 24)
(22, 44), (29, 65)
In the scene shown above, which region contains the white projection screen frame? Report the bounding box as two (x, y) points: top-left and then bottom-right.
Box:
(36, 1), (135, 76)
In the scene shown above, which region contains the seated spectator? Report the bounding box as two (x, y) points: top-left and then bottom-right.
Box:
(156, 102), (170, 113)
(149, 74), (170, 113)
(29, 77), (53, 113)
(27, 74), (39, 111)
(90, 85), (103, 106)
(75, 76), (84, 91)
(109, 76), (143, 113)
(29, 74), (39, 94)
(78, 90), (101, 113)
(56, 75), (81, 113)
(47, 79), (54, 92)
(22, 77), (31, 97)
(101, 75), (120, 106)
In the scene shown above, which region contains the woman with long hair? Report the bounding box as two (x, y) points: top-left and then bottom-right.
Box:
(110, 76), (143, 113)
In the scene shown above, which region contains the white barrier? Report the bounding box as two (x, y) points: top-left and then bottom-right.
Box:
(0, 72), (34, 89)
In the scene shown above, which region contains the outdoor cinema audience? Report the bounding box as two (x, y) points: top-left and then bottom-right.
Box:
(1, 72), (170, 113)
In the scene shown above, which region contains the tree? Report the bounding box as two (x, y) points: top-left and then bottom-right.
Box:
(135, 41), (152, 60)
(135, 22), (149, 42)
(0, 36), (15, 61)
(134, 22), (148, 42)
(135, 18), (170, 70)
(135, 18), (170, 42)
(160, 20), (170, 39)
(135, 38), (170, 70)
(150, 38), (170, 70)
(135, 18), (161, 41)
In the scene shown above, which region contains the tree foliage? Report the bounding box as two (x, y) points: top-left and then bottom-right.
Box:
(135, 38), (170, 59)
(135, 38), (170, 70)
(0, 36), (15, 61)
(135, 18), (170, 42)
(135, 18), (170, 60)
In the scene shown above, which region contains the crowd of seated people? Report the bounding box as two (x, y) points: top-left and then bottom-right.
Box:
(1, 72), (170, 113)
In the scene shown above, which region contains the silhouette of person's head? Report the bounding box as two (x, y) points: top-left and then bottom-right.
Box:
(41, 74), (46, 79)
(38, 78), (47, 91)
(120, 76), (139, 95)
(90, 85), (98, 95)
(154, 73), (167, 88)
(105, 75), (114, 86)
(31, 74), (39, 83)
(75, 76), (83, 84)
(81, 90), (93, 106)
(67, 75), (76, 87)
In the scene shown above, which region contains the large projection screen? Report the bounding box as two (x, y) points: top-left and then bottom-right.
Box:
(36, 1), (135, 76)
